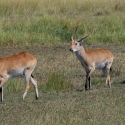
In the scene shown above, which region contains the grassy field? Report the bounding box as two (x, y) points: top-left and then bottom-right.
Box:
(0, 0), (125, 125)
(0, 45), (125, 125)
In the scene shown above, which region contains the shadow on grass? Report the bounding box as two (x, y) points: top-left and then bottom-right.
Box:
(120, 80), (125, 84)
(76, 88), (84, 92)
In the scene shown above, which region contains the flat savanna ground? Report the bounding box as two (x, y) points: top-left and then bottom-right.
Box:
(0, 44), (125, 125)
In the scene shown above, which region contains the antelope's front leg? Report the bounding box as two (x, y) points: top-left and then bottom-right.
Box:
(85, 73), (88, 90)
(85, 68), (94, 90)
(88, 76), (91, 90)
(0, 77), (8, 102)
(85, 71), (90, 90)
(0, 86), (3, 102)
(85, 72), (91, 90)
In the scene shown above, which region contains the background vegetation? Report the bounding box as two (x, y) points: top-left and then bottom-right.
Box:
(0, 0), (125, 125)
(0, 0), (125, 46)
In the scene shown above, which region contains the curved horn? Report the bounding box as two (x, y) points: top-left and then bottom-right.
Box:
(77, 27), (90, 42)
(71, 26), (78, 40)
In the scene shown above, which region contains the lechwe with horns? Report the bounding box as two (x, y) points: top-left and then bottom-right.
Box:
(0, 51), (38, 102)
(70, 27), (114, 90)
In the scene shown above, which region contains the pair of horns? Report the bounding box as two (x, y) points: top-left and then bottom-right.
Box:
(71, 26), (90, 42)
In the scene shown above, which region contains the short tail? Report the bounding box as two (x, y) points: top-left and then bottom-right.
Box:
(31, 74), (34, 78)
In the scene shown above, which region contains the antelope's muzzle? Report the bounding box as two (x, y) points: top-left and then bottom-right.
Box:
(69, 48), (73, 52)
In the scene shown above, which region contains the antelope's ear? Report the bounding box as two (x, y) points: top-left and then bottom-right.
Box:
(78, 41), (83, 46)
(79, 42), (82, 46)
(77, 40), (84, 46)
(81, 40), (84, 43)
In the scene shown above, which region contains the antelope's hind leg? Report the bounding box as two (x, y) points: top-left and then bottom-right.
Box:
(102, 67), (111, 88)
(30, 75), (38, 100)
(23, 69), (32, 100)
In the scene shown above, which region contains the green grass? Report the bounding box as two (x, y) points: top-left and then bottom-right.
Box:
(2, 87), (125, 125)
(45, 71), (71, 91)
(0, 44), (125, 125)
(0, 0), (125, 46)
(0, 0), (125, 124)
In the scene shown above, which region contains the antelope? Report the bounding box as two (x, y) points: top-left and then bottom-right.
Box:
(70, 27), (114, 90)
(0, 51), (38, 102)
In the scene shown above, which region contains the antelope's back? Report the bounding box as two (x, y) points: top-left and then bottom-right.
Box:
(0, 51), (37, 71)
(85, 49), (114, 62)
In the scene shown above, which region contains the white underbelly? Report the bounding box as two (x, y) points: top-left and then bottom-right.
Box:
(7, 69), (24, 79)
(95, 62), (106, 69)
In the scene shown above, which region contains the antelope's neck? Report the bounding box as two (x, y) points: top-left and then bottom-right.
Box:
(75, 47), (87, 61)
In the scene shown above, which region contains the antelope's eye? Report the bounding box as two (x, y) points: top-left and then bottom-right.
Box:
(75, 43), (78, 45)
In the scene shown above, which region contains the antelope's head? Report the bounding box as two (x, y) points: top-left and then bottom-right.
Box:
(69, 27), (90, 52)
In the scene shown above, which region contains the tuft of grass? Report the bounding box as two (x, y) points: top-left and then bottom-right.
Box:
(45, 71), (71, 91)
(5, 79), (24, 92)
